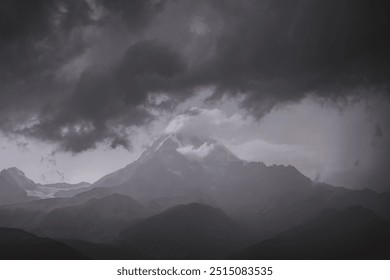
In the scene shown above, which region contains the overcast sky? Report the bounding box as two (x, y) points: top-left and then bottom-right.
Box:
(0, 0), (389, 191)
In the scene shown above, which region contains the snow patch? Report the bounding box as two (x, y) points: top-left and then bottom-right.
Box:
(177, 142), (215, 161)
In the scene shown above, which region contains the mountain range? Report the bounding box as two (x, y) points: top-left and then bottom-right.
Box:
(0, 167), (91, 201)
(0, 133), (389, 259)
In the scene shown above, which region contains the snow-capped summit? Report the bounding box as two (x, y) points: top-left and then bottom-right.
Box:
(89, 132), (243, 209)
(87, 129), (317, 224)
(140, 132), (241, 166)
(141, 133), (204, 156)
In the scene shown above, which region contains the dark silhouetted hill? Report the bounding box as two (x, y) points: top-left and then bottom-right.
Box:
(0, 227), (85, 259)
(39, 194), (147, 242)
(119, 202), (251, 259)
(233, 206), (390, 259)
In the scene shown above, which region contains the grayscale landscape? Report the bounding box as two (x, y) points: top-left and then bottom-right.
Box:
(0, 0), (389, 259)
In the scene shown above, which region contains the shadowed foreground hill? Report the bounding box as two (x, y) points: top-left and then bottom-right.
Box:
(38, 194), (147, 242)
(119, 203), (252, 259)
(233, 206), (390, 260)
(0, 227), (85, 260)
(0, 187), (115, 231)
(61, 239), (146, 260)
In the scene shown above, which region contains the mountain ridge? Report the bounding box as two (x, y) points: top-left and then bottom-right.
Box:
(233, 206), (390, 259)
(118, 202), (251, 259)
(0, 167), (36, 190)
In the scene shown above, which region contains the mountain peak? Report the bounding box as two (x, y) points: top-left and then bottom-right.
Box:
(0, 167), (36, 190)
(146, 133), (206, 151)
(2, 167), (25, 176)
(141, 132), (241, 165)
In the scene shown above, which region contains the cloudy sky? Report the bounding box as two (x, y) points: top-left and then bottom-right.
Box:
(0, 0), (389, 191)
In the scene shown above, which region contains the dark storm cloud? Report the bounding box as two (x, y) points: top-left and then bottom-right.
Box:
(374, 125), (383, 139)
(193, 0), (390, 116)
(98, 0), (166, 29)
(0, 0), (170, 152)
(1, 0), (389, 152)
(0, 0), (91, 139)
(0, 0), (90, 77)
(21, 40), (186, 152)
